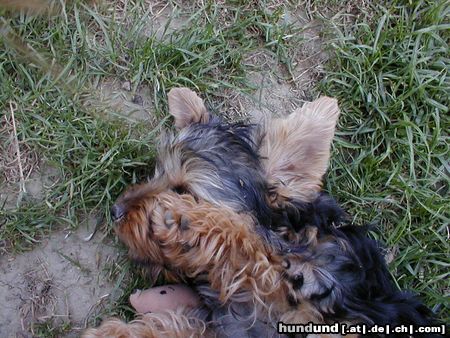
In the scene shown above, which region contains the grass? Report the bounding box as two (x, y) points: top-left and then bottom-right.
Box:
(0, 0), (448, 333)
(1, 0), (303, 248)
(321, 0), (449, 320)
(33, 320), (73, 338)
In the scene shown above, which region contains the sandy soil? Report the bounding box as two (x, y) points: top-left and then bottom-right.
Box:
(93, 78), (157, 123)
(0, 224), (118, 337)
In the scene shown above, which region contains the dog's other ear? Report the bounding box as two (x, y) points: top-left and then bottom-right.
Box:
(261, 97), (340, 203)
(168, 87), (210, 129)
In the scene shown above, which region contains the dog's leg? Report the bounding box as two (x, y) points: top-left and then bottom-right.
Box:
(82, 306), (212, 338)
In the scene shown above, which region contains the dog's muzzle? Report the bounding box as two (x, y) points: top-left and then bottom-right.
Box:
(110, 204), (125, 221)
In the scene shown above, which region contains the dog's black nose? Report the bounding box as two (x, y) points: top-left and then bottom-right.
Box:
(111, 204), (125, 221)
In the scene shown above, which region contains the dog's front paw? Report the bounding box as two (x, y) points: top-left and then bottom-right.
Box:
(152, 209), (195, 252)
(283, 253), (336, 308)
(165, 211), (190, 230)
(162, 210), (190, 229)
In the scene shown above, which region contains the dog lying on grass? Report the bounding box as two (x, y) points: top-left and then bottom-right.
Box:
(84, 88), (434, 337)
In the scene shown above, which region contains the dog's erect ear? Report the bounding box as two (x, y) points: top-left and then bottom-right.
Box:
(168, 87), (210, 129)
(261, 97), (340, 203)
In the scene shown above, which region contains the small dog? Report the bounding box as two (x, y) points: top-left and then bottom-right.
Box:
(84, 88), (435, 337)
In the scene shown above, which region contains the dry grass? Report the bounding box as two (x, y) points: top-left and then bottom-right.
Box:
(0, 102), (39, 189)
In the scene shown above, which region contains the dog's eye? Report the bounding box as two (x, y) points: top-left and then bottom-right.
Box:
(172, 185), (188, 194)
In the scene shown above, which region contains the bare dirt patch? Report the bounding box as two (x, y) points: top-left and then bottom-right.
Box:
(213, 9), (329, 122)
(0, 226), (118, 337)
(92, 78), (157, 124)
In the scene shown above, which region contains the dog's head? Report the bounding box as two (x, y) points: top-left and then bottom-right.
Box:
(110, 87), (341, 268)
(111, 179), (206, 280)
(166, 87), (342, 205)
(111, 88), (270, 227)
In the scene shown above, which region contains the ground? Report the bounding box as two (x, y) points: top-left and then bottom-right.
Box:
(0, 0), (448, 336)
(0, 228), (117, 337)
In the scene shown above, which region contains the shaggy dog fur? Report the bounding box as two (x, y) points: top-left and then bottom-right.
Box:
(83, 88), (435, 338)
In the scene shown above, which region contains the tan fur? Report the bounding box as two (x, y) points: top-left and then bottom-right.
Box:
(168, 87), (210, 129)
(281, 301), (324, 324)
(261, 97), (340, 203)
(82, 307), (212, 338)
(86, 188), (351, 337)
(116, 189), (285, 304)
(153, 192), (284, 303)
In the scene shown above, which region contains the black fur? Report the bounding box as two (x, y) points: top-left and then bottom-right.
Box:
(282, 197), (436, 332)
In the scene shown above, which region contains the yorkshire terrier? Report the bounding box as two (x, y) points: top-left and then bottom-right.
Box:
(84, 88), (435, 337)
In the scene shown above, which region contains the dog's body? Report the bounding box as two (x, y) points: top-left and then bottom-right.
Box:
(84, 88), (434, 338)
